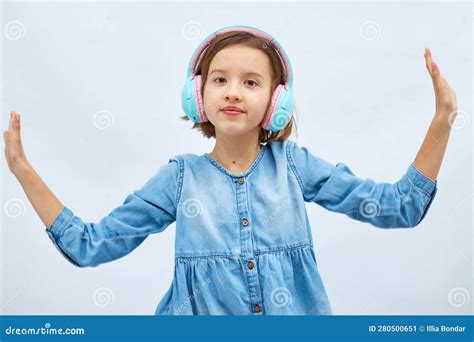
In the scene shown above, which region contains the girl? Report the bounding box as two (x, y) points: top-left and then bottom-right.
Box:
(3, 25), (457, 315)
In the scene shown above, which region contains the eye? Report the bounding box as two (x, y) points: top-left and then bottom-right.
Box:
(212, 77), (259, 87)
(246, 80), (258, 87)
(213, 77), (226, 84)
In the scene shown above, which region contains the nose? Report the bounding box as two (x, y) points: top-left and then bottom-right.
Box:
(224, 82), (242, 102)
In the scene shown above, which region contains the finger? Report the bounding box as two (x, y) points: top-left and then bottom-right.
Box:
(10, 111), (20, 129)
(426, 47), (432, 58)
(9, 111), (14, 128)
(426, 47), (433, 64)
(424, 48), (440, 79)
(8, 112), (13, 130)
(430, 61), (445, 93)
(424, 48), (431, 75)
(431, 61), (439, 77)
(9, 112), (21, 138)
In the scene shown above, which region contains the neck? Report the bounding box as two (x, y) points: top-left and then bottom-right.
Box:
(210, 129), (262, 172)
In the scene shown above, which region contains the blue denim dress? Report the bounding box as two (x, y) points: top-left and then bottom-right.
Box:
(45, 140), (438, 315)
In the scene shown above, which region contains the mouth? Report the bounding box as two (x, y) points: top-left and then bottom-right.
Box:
(221, 109), (244, 116)
(221, 106), (245, 116)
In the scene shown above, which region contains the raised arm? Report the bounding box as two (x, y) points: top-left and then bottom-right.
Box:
(413, 48), (458, 181)
(287, 141), (438, 229)
(4, 111), (180, 267)
(4, 111), (64, 229)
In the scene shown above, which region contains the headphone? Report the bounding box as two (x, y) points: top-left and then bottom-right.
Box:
(181, 25), (295, 133)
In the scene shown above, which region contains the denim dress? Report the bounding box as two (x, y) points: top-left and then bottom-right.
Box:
(45, 139), (438, 315)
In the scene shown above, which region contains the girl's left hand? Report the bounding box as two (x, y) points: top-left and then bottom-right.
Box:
(424, 48), (458, 117)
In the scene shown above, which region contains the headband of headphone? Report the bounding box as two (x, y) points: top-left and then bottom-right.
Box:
(181, 25), (295, 133)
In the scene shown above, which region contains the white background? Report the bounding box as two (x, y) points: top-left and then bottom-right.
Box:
(1, 1), (472, 315)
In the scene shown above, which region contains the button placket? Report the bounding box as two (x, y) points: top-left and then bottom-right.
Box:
(235, 176), (264, 315)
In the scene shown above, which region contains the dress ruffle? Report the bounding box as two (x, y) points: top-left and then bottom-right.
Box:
(155, 244), (332, 315)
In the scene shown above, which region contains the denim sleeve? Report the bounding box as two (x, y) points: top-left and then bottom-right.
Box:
(287, 141), (438, 228)
(45, 158), (182, 267)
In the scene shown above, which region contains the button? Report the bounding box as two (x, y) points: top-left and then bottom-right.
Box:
(242, 218), (249, 227)
(236, 178), (245, 185)
(254, 304), (261, 313)
(247, 260), (254, 269)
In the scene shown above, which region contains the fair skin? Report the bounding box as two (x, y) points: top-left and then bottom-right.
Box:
(203, 44), (273, 174)
(3, 47), (456, 229)
(412, 48), (458, 181)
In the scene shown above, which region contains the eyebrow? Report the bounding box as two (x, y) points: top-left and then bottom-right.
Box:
(208, 69), (264, 80)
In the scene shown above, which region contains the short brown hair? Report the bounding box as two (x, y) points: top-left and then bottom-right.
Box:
(180, 30), (298, 144)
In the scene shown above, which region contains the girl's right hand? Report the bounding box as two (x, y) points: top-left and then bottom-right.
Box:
(4, 111), (29, 175)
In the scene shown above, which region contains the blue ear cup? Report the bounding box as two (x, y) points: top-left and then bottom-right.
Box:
(270, 85), (295, 132)
(182, 74), (207, 124)
(263, 83), (295, 133)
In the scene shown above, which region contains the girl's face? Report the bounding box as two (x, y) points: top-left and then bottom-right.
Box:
(202, 44), (273, 138)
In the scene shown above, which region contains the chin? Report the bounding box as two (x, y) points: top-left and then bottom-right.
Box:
(214, 123), (251, 137)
